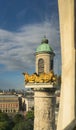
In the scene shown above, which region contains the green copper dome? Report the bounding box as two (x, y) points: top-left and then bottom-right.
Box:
(36, 37), (53, 54)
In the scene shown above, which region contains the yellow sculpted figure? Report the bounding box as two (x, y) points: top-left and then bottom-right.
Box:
(22, 72), (36, 83)
(23, 70), (57, 84)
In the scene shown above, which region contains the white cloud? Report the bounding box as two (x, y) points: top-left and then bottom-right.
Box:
(0, 21), (61, 73)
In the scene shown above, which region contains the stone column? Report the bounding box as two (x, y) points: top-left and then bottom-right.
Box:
(57, 0), (76, 130)
(25, 84), (56, 130)
(34, 88), (56, 130)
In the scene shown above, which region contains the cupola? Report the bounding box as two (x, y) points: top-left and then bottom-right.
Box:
(36, 36), (53, 54)
(35, 36), (55, 74)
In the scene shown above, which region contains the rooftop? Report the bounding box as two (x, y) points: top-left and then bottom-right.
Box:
(36, 36), (54, 54)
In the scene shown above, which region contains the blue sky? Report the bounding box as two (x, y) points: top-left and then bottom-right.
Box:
(0, 0), (61, 90)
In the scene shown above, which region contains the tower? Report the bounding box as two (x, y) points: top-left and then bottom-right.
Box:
(35, 36), (55, 74)
(33, 37), (56, 130)
(23, 37), (56, 130)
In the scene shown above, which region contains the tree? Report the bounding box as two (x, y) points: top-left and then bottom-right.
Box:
(0, 113), (9, 122)
(12, 111), (34, 130)
(0, 121), (11, 130)
(25, 111), (34, 121)
(13, 114), (24, 124)
(12, 120), (33, 130)
(0, 113), (12, 130)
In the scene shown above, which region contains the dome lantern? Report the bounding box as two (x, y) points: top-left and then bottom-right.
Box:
(36, 36), (54, 54)
(35, 36), (55, 74)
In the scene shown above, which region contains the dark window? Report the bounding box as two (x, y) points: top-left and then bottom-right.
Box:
(50, 59), (53, 70)
(14, 109), (16, 113)
(38, 58), (44, 74)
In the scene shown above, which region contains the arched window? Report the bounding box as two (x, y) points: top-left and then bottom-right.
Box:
(38, 58), (44, 74)
(50, 59), (53, 70)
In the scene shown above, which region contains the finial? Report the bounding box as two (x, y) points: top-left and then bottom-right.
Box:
(41, 36), (48, 44)
(44, 35), (46, 38)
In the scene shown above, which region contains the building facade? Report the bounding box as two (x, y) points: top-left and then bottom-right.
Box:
(0, 95), (19, 113)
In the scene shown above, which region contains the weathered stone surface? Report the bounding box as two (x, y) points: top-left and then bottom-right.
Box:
(57, 0), (76, 130)
(36, 53), (53, 74)
(34, 91), (56, 130)
(25, 83), (54, 88)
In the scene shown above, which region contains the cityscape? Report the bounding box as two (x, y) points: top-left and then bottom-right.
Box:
(0, 86), (60, 130)
(0, 1), (60, 129)
(0, 36), (60, 130)
(0, 0), (76, 130)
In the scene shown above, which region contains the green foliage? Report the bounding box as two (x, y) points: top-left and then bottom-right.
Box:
(0, 111), (34, 130)
(0, 113), (9, 122)
(0, 113), (12, 130)
(13, 114), (24, 124)
(26, 111), (34, 121)
(12, 111), (34, 130)
(12, 120), (33, 130)
(0, 121), (11, 130)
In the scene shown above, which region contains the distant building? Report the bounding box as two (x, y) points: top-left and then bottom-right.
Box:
(17, 90), (34, 112)
(26, 96), (34, 111)
(20, 95), (34, 112)
(0, 95), (19, 113)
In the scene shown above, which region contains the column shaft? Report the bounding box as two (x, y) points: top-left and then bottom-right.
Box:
(34, 90), (56, 130)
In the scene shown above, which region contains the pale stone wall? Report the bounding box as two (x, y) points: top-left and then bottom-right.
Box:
(36, 53), (53, 74)
(57, 0), (75, 130)
(34, 90), (56, 130)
